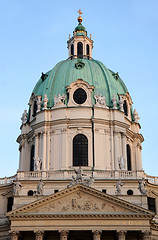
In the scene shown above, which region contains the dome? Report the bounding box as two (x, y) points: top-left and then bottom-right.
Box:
(74, 23), (87, 36)
(33, 58), (128, 109)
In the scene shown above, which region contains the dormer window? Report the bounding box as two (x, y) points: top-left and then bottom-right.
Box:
(77, 42), (83, 59)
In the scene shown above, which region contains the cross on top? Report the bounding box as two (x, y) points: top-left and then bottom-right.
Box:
(77, 9), (82, 16)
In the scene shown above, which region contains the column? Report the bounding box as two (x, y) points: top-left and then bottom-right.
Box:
(46, 130), (50, 170)
(34, 231), (44, 240)
(10, 231), (19, 240)
(42, 131), (47, 171)
(122, 132), (127, 170)
(59, 230), (69, 240)
(93, 230), (102, 240)
(34, 133), (39, 159)
(117, 230), (126, 240)
(114, 130), (120, 170)
(142, 230), (151, 240)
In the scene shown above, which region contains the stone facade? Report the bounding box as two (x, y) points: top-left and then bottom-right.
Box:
(0, 11), (158, 240)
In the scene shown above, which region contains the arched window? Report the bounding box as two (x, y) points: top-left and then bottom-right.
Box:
(30, 145), (35, 171)
(86, 44), (89, 59)
(77, 42), (83, 59)
(71, 44), (74, 57)
(73, 134), (88, 166)
(123, 100), (128, 116)
(126, 144), (131, 170)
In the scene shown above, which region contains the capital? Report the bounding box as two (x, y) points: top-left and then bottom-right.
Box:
(142, 230), (151, 240)
(117, 230), (127, 240)
(93, 230), (102, 240)
(10, 231), (19, 240)
(59, 230), (69, 240)
(34, 231), (44, 240)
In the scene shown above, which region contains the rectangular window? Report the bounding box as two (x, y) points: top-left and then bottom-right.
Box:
(147, 197), (156, 212)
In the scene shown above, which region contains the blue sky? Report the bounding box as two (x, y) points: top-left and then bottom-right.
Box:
(0, 0), (158, 177)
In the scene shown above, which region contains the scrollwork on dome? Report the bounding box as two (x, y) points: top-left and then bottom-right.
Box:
(75, 60), (85, 69)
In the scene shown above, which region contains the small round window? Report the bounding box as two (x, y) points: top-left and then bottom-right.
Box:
(73, 88), (87, 104)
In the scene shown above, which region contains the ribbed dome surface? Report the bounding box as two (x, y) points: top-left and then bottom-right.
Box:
(33, 58), (128, 108)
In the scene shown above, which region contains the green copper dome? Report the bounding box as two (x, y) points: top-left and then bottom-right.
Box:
(33, 58), (128, 108)
(74, 24), (87, 36)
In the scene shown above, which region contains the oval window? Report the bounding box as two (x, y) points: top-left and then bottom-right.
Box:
(73, 88), (87, 104)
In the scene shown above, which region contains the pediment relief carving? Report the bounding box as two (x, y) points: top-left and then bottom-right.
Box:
(7, 185), (153, 217)
(27, 191), (131, 214)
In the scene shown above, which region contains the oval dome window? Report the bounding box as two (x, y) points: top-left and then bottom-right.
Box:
(73, 88), (87, 104)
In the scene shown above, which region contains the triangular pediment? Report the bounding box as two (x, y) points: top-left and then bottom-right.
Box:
(7, 185), (154, 218)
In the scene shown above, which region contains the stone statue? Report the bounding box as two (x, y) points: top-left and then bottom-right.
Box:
(36, 96), (42, 112)
(67, 176), (76, 188)
(94, 93), (108, 108)
(75, 167), (86, 184)
(119, 156), (125, 170)
(119, 96), (124, 112)
(138, 179), (147, 194)
(112, 94), (117, 109)
(21, 110), (27, 124)
(67, 168), (94, 188)
(37, 179), (45, 195)
(53, 94), (66, 107)
(42, 94), (48, 110)
(115, 180), (123, 195)
(13, 181), (22, 195)
(85, 175), (94, 187)
(134, 109), (140, 123)
(34, 157), (42, 171)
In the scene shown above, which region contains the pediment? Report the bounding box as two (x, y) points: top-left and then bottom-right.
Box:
(7, 185), (153, 218)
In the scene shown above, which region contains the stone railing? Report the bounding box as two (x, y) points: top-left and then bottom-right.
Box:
(0, 174), (17, 185)
(16, 170), (145, 181)
(145, 173), (158, 185)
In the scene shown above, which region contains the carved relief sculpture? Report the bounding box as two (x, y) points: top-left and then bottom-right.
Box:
(94, 93), (108, 108)
(53, 94), (66, 108)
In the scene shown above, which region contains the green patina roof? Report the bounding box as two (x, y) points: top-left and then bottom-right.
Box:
(33, 58), (128, 109)
(74, 23), (87, 36)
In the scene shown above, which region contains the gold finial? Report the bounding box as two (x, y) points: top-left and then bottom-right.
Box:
(77, 9), (83, 24)
(77, 9), (82, 16)
(90, 34), (92, 39)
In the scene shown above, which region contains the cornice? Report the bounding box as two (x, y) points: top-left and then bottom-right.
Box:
(9, 213), (152, 220)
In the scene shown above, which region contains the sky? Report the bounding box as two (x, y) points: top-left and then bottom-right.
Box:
(0, 0), (158, 177)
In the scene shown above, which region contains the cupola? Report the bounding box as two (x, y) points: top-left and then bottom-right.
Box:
(67, 9), (93, 59)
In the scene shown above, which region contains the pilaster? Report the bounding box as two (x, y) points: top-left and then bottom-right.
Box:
(42, 131), (47, 170)
(122, 132), (127, 169)
(114, 130), (120, 170)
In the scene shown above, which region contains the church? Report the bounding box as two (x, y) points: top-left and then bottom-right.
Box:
(0, 10), (158, 240)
